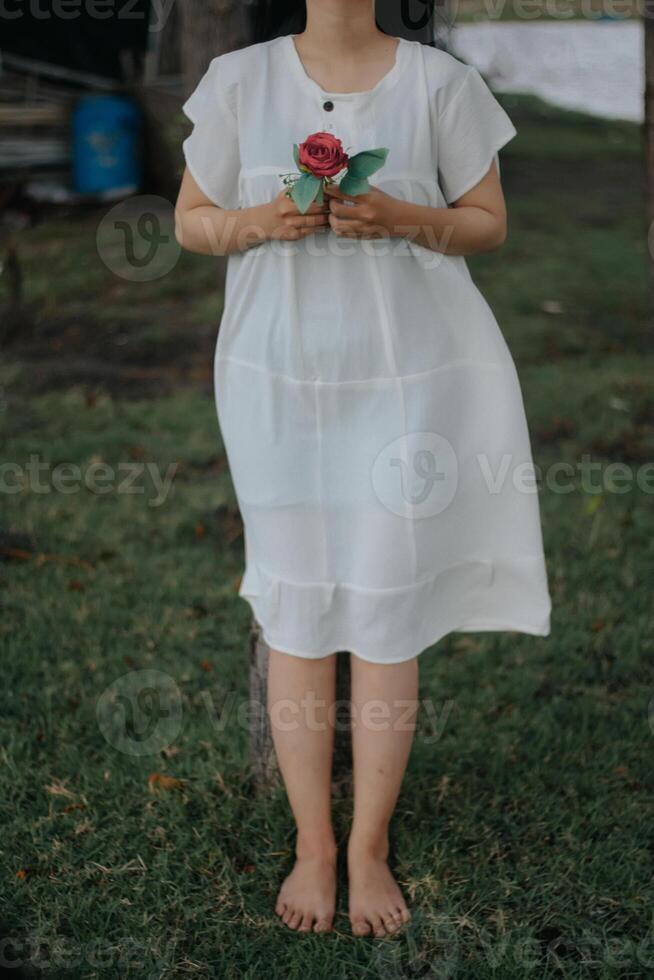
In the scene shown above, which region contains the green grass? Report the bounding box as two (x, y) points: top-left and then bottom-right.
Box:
(1, 98), (653, 978)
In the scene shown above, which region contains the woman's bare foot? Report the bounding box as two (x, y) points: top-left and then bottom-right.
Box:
(347, 839), (411, 937)
(275, 847), (337, 933)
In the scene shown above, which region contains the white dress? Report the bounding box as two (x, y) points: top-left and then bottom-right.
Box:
(182, 34), (552, 664)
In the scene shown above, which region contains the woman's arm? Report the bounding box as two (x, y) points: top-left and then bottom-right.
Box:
(324, 161), (508, 256)
(174, 168), (330, 256)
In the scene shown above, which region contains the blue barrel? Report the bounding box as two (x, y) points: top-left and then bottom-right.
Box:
(72, 95), (141, 197)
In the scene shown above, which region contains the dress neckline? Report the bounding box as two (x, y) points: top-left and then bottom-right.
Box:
(282, 33), (411, 102)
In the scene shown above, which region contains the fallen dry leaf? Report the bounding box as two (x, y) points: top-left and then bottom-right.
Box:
(0, 547), (92, 570)
(148, 773), (183, 792)
(45, 781), (76, 801)
(454, 637), (480, 652)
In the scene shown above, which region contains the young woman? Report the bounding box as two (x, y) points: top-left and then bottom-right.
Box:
(175, 0), (551, 939)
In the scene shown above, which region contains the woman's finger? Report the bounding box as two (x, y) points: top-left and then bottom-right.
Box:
(325, 183), (374, 203)
(329, 217), (366, 236)
(290, 223), (329, 239)
(305, 200), (331, 213)
(324, 183), (357, 202)
(328, 198), (362, 218)
(287, 212), (330, 228)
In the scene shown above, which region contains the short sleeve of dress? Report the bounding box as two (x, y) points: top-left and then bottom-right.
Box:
(436, 64), (517, 206)
(181, 57), (241, 210)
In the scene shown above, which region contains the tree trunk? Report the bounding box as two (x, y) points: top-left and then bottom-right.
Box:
(178, 0), (253, 95)
(248, 621), (278, 792)
(646, 9), (654, 307)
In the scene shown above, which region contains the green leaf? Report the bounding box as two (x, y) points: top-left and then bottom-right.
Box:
(345, 148), (389, 179)
(315, 180), (324, 206)
(338, 174), (370, 197)
(293, 143), (300, 167)
(290, 172), (322, 214)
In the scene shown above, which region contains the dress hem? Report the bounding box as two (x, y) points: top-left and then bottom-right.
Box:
(240, 590), (551, 665)
(237, 554), (551, 663)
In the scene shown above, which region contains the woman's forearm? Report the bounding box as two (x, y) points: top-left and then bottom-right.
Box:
(175, 193), (506, 259)
(386, 197), (507, 256)
(174, 202), (274, 256)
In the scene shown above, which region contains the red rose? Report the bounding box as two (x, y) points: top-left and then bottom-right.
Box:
(298, 131), (348, 178)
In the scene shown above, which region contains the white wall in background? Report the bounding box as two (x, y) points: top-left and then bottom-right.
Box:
(451, 20), (644, 122)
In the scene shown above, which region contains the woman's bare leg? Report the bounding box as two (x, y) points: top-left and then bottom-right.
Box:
(268, 648), (338, 933)
(347, 654), (419, 937)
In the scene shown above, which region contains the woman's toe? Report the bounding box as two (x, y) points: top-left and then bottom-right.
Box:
(314, 915), (333, 933)
(298, 913), (314, 932)
(289, 910), (304, 930)
(351, 915), (371, 936)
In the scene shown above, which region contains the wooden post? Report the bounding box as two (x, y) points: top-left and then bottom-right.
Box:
(332, 648), (353, 797)
(178, 0), (253, 94)
(0, 239), (24, 346)
(646, 9), (654, 309)
(248, 620), (278, 792)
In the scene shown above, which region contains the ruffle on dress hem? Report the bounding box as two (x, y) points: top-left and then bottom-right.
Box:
(239, 557), (551, 664)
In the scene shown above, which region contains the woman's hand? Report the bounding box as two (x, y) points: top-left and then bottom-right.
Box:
(175, 170), (330, 256)
(324, 162), (508, 255)
(324, 183), (399, 239)
(261, 189), (331, 241)
(175, 161), (507, 257)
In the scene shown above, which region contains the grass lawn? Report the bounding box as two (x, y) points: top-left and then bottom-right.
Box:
(1, 96), (653, 979)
